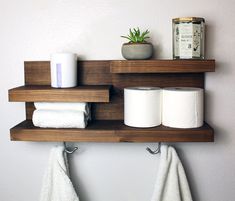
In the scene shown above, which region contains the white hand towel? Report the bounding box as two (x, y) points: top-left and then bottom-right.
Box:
(34, 102), (90, 115)
(151, 145), (193, 201)
(39, 146), (79, 201)
(33, 109), (87, 128)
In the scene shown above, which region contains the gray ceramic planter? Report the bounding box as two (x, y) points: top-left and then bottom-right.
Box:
(121, 43), (153, 60)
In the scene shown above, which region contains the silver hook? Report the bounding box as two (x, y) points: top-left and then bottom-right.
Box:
(146, 142), (161, 154)
(63, 142), (78, 154)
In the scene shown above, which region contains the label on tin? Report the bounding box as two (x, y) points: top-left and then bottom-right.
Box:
(174, 24), (180, 57)
(192, 24), (201, 57)
(174, 23), (202, 58)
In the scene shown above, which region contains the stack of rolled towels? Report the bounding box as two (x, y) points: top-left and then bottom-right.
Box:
(32, 102), (90, 128)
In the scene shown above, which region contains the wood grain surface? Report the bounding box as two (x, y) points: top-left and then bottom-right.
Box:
(10, 120), (214, 142)
(9, 85), (110, 102)
(22, 60), (206, 120)
(110, 59), (215, 73)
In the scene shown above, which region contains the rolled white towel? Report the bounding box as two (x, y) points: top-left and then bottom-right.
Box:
(33, 109), (87, 128)
(34, 102), (90, 115)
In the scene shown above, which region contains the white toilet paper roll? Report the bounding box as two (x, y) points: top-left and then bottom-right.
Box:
(162, 87), (204, 128)
(50, 53), (77, 88)
(124, 87), (161, 128)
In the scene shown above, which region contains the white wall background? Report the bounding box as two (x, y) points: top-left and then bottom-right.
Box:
(0, 0), (235, 200)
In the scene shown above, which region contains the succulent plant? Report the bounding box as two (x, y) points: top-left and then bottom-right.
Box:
(121, 28), (150, 43)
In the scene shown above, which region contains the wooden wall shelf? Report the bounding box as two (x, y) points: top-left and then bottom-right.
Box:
(110, 60), (215, 73)
(9, 60), (215, 142)
(9, 85), (110, 103)
(10, 120), (214, 142)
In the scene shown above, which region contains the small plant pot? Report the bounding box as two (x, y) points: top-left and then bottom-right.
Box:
(121, 43), (153, 60)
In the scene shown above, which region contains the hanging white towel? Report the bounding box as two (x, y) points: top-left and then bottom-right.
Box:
(32, 109), (87, 128)
(34, 102), (90, 116)
(151, 145), (193, 201)
(39, 146), (79, 201)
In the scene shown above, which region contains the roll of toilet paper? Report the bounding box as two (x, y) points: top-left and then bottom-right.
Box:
(162, 87), (204, 128)
(50, 53), (77, 88)
(124, 87), (161, 128)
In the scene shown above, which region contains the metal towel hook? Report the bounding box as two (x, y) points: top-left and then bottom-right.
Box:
(63, 142), (78, 154)
(146, 142), (161, 154)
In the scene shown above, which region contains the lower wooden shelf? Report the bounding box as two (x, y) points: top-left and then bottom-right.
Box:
(10, 120), (214, 142)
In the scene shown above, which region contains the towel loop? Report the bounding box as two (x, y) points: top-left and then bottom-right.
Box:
(63, 142), (78, 154)
(146, 142), (161, 154)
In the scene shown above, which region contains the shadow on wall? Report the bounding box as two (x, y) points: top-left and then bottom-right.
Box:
(205, 24), (215, 59)
(205, 88), (231, 145)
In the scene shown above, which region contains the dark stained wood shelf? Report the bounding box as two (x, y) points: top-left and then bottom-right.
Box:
(10, 120), (214, 142)
(9, 60), (215, 143)
(110, 59), (215, 73)
(8, 85), (110, 103)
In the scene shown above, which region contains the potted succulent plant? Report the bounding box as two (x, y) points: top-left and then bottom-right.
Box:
(121, 28), (153, 60)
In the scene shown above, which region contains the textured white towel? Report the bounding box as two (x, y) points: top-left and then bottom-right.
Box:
(34, 102), (90, 115)
(33, 109), (87, 128)
(151, 145), (193, 201)
(39, 146), (79, 201)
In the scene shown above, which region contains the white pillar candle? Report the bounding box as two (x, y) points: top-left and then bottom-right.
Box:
(50, 53), (77, 88)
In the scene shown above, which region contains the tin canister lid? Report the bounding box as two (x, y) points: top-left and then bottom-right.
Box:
(172, 17), (205, 23)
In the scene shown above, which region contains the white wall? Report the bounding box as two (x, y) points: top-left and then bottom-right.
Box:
(0, 0), (235, 200)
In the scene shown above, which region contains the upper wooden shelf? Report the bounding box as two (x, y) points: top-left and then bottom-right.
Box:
(8, 85), (110, 103)
(10, 120), (214, 142)
(110, 59), (215, 73)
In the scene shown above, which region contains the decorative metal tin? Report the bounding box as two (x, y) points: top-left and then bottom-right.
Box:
(173, 17), (205, 59)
